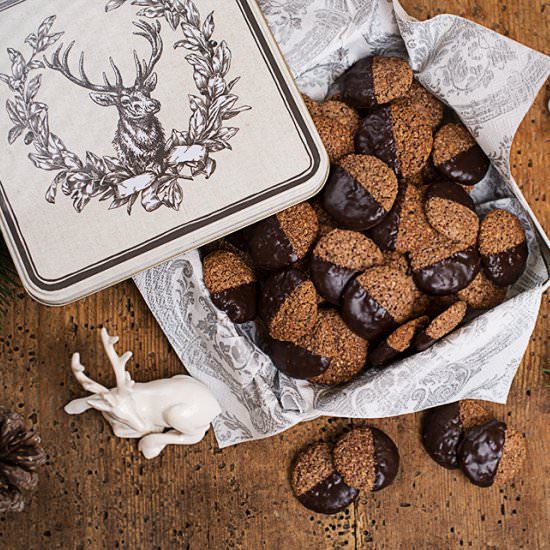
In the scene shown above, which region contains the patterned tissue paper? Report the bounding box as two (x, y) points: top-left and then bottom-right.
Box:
(134, 0), (550, 447)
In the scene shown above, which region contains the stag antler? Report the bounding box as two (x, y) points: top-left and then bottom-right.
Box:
(132, 20), (163, 87)
(100, 328), (134, 392)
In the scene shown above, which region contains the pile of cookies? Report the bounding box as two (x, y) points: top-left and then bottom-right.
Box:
(201, 54), (529, 386)
(421, 400), (526, 488)
(290, 426), (399, 514)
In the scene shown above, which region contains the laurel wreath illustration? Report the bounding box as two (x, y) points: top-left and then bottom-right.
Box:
(0, 0), (251, 214)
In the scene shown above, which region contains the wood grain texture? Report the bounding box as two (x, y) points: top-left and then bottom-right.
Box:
(0, 1), (548, 548)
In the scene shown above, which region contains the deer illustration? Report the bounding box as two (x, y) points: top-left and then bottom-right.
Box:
(65, 328), (222, 459)
(45, 20), (165, 173)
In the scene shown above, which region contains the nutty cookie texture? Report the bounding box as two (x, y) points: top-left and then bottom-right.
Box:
(247, 202), (318, 271)
(421, 400), (493, 469)
(312, 115), (355, 163)
(355, 103), (433, 178)
(332, 427), (400, 491)
(393, 79), (444, 131)
(415, 300), (468, 351)
(323, 154), (398, 231)
(457, 271), (507, 310)
(310, 229), (384, 304)
(457, 420), (526, 487)
(271, 309), (367, 383)
(409, 236), (481, 296)
(259, 268), (318, 342)
(342, 265), (416, 341)
(424, 181), (479, 246)
(368, 316), (429, 368)
(291, 442), (359, 514)
(478, 209), (528, 287)
(340, 56), (413, 109)
(432, 123), (490, 186)
(203, 250), (257, 323)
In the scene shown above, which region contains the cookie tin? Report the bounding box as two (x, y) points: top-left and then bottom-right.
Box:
(0, 0), (329, 305)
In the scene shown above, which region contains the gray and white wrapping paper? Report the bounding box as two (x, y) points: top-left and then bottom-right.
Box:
(134, 0), (550, 447)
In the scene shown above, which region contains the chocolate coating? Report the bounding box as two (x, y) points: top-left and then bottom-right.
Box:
(323, 166), (387, 230)
(211, 282), (257, 324)
(270, 339), (330, 379)
(247, 216), (297, 271)
(421, 402), (462, 469)
(297, 472), (359, 514)
(310, 255), (357, 305)
(342, 278), (396, 340)
(372, 428), (400, 491)
(354, 107), (398, 173)
(259, 269), (307, 325)
(369, 183), (406, 251)
(482, 241), (528, 287)
(340, 56), (376, 109)
(425, 181), (476, 211)
(368, 341), (399, 368)
(436, 145), (490, 186)
(457, 420), (506, 487)
(415, 330), (438, 352)
(413, 247), (481, 296)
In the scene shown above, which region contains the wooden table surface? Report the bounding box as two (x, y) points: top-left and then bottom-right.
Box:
(0, 1), (548, 548)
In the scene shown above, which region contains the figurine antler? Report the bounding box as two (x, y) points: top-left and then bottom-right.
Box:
(100, 328), (134, 392)
(70, 353), (108, 395)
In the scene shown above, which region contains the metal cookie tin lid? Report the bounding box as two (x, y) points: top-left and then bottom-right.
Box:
(0, 0), (328, 305)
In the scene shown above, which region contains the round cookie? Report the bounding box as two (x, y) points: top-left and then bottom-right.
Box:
(332, 427), (400, 491)
(368, 316), (429, 368)
(247, 202), (318, 271)
(342, 266), (416, 341)
(310, 229), (384, 304)
(323, 154), (398, 230)
(457, 271), (507, 310)
(457, 420), (526, 487)
(424, 181), (479, 245)
(415, 300), (467, 351)
(421, 400), (493, 469)
(313, 115), (354, 163)
(409, 236), (481, 296)
(340, 56), (413, 109)
(302, 95), (322, 117)
(355, 104), (433, 178)
(478, 209), (528, 287)
(203, 250), (257, 323)
(311, 199), (339, 239)
(383, 250), (410, 274)
(319, 99), (361, 134)
(394, 79), (444, 131)
(306, 309), (369, 385)
(370, 183), (437, 253)
(432, 123), (490, 186)
(259, 268), (318, 342)
(291, 442), (359, 514)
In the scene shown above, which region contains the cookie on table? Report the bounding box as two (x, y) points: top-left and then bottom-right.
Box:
(355, 104), (433, 178)
(342, 266), (416, 341)
(310, 229), (384, 305)
(478, 209), (528, 287)
(393, 79), (444, 131)
(259, 268), (318, 342)
(247, 202), (318, 271)
(424, 181), (479, 246)
(323, 154), (398, 231)
(332, 427), (400, 491)
(370, 183), (437, 253)
(291, 442), (359, 514)
(457, 420), (526, 487)
(415, 300), (468, 351)
(409, 236), (481, 296)
(312, 115), (355, 163)
(432, 123), (490, 186)
(340, 56), (413, 109)
(203, 250), (257, 324)
(368, 316), (429, 368)
(457, 271), (508, 310)
(421, 400), (493, 469)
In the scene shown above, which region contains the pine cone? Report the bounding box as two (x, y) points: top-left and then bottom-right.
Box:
(0, 408), (46, 512)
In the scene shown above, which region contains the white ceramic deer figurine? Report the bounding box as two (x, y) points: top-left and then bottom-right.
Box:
(65, 328), (221, 459)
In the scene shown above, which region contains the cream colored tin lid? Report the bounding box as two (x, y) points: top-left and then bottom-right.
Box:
(0, 0), (328, 305)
